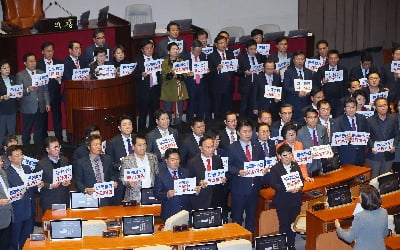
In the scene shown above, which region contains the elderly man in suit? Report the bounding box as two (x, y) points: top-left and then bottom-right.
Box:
(120, 135), (159, 202)
(35, 136), (70, 212)
(179, 117), (206, 166)
(74, 135), (118, 206)
(157, 22), (187, 59)
(317, 100), (335, 143)
(17, 52), (50, 145)
(0, 155), (12, 250)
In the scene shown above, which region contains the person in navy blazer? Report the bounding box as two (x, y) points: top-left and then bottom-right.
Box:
(332, 97), (369, 166)
(179, 118), (206, 166)
(237, 39), (264, 119)
(218, 112), (238, 151)
(349, 52), (378, 80)
(63, 41), (88, 81)
(82, 28), (111, 66)
(313, 40), (329, 66)
(255, 123), (276, 158)
(317, 100), (335, 143)
(228, 119), (270, 233)
(0, 60), (17, 144)
(157, 22), (187, 59)
(381, 47), (400, 103)
(134, 39), (162, 132)
(283, 51), (313, 124)
(74, 135), (118, 207)
(154, 148), (198, 221)
(5, 145), (44, 250)
(37, 42), (64, 142)
(270, 143), (304, 249)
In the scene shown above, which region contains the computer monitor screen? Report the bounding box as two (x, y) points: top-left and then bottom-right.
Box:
(140, 187), (161, 205)
(70, 191), (99, 209)
(327, 185), (352, 208)
(255, 234), (287, 250)
(50, 219), (82, 240)
(378, 173), (400, 195)
(122, 215), (154, 236)
(184, 242), (218, 250)
(191, 207), (222, 230)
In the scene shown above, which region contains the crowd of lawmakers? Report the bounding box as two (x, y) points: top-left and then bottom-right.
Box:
(0, 20), (400, 250)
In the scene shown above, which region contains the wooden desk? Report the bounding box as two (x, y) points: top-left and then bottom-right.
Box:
(24, 223), (251, 249)
(306, 191), (400, 250)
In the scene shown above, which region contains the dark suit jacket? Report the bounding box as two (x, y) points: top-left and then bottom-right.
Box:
(35, 156), (70, 211)
(179, 133), (201, 166)
(63, 56), (87, 81)
(253, 72), (281, 111)
(133, 53), (162, 97)
(333, 114), (369, 166)
(182, 52), (208, 87)
(154, 166), (191, 221)
(187, 155), (224, 210)
(36, 58), (63, 105)
(254, 139), (276, 158)
(146, 127), (179, 162)
(218, 128), (232, 151)
(6, 165), (36, 223)
(349, 65), (378, 80)
(313, 64), (348, 101)
(207, 49), (235, 94)
(237, 53), (264, 94)
(157, 38), (187, 59)
(0, 169), (12, 229)
(83, 43), (111, 66)
(381, 63), (400, 102)
(72, 142), (89, 165)
(313, 55), (328, 66)
(268, 52), (294, 65)
(0, 75), (17, 114)
(105, 134), (135, 170)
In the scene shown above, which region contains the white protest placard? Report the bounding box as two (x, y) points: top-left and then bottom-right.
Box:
(26, 170), (43, 188)
(356, 111), (375, 119)
(294, 149), (312, 164)
(32, 73), (49, 87)
(202, 46), (213, 55)
(374, 138), (394, 153)
(233, 48), (241, 58)
(244, 160), (265, 177)
(52, 165), (72, 184)
(264, 85), (282, 100)
(8, 185), (25, 202)
(391, 61), (400, 73)
(192, 61), (208, 75)
(97, 65), (116, 80)
(251, 63), (264, 74)
(331, 131), (370, 146)
(72, 68), (90, 81)
(168, 40), (184, 52)
(276, 59), (291, 71)
(174, 177), (196, 195)
(173, 60), (190, 74)
(145, 59), (162, 74)
(123, 167), (146, 182)
(270, 136), (283, 146)
(22, 156), (39, 171)
(331, 132), (348, 146)
(305, 58), (323, 72)
(325, 70), (344, 82)
(119, 63), (137, 77)
(370, 91), (388, 104)
(221, 59), (238, 73)
(364, 105), (372, 111)
(205, 169), (225, 186)
(265, 157), (277, 170)
(46, 64), (64, 79)
(257, 44), (270, 56)
(221, 157), (228, 172)
(281, 171), (303, 191)
(93, 181), (114, 199)
(156, 134), (178, 155)
(359, 77), (368, 87)
(7, 84), (23, 98)
(294, 79), (312, 93)
(310, 145), (334, 159)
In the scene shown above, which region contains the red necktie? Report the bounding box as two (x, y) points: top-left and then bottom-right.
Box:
(195, 56), (201, 84)
(75, 59), (80, 69)
(147, 57), (154, 87)
(172, 170), (178, 180)
(47, 60), (52, 65)
(206, 158), (212, 171)
(221, 52), (226, 60)
(245, 145), (252, 161)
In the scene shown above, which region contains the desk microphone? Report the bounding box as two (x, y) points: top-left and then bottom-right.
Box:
(54, 1), (73, 16)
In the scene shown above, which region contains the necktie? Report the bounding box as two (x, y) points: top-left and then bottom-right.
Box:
(251, 56), (255, 65)
(312, 130), (318, 146)
(172, 170), (178, 180)
(351, 118), (356, 131)
(245, 145), (252, 161)
(206, 158), (212, 171)
(31, 71), (35, 75)
(298, 70), (303, 79)
(127, 138), (133, 154)
(263, 142), (269, 157)
(195, 56), (201, 84)
(221, 52), (226, 60)
(230, 131), (235, 144)
(94, 158), (102, 183)
(325, 121), (330, 141)
(75, 59), (80, 69)
(147, 57), (154, 87)
(47, 60), (52, 65)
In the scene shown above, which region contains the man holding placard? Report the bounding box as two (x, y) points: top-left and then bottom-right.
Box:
(179, 118), (206, 166)
(35, 137), (70, 211)
(268, 36), (293, 81)
(83, 28), (111, 66)
(17, 52), (50, 145)
(157, 22), (187, 59)
(63, 40), (87, 81)
(313, 40), (329, 65)
(380, 46), (400, 102)
(349, 52), (377, 83)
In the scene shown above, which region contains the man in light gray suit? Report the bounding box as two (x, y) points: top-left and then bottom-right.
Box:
(17, 53), (50, 145)
(0, 156), (13, 249)
(296, 108), (329, 175)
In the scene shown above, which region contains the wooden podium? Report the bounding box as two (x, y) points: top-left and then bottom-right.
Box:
(64, 75), (135, 143)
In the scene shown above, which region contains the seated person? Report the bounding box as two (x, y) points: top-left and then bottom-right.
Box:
(112, 45), (130, 72)
(83, 28), (111, 66)
(89, 47), (114, 80)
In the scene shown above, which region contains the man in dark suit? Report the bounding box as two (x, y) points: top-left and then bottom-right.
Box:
(237, 39), (264, 119)
(74, 135), (118, 206)
(17, 53), (50, 145)
(228, 119), (269, 233)
(5, 145), (44, 250)
(317, 100), (335, 143)
(157, 22), (187, 59)
(146, 109), (179, 163)
(134, 39), (161, 132)
(313, 49), (349, 118)
(187, 136), (226, 210)
(255, 123), (276, 158)
(35, 137), (70, 211)
(72, 125), (101, 165)
(207, 35), (235, 119)
(36, 42), (64, 142)
(253, 61), (281, 121)
(105, 115), (136, 205)
(82, 28), (111, 66)
(349, 52), (378, 80)
(179, 117), (206, 166)
(63, 40), (88, 81)
(218, 112), (238, 151)
(271, 104), (295, 138)
(314, 40), (329, 66)
(332, 97), (369, 166)
(1, 135), (18, 170)
(154, 148), (196, 221)
(0, 155), (12, 250)
(381, 47), (400, 103)
(283, 50), (313, 124)
(183, 40), (209, 122)
(268, 36), (293, 81)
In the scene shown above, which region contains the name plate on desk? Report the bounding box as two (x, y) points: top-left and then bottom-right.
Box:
(38, 17), (78, 33)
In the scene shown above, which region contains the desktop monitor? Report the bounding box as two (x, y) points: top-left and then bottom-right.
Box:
(140, 187), (161, 205)
(191, 207), (222, 230)
(79, 10), (90, 26)
(378, 173), (400, 195)
(321, 154), (341, 174)
(97, 6), (109, 23)
(50, 219), (82, 240)
(263, 31), (285, 41)
(70, 191), (99, 209)
(254, 233), (287, 250)
(394, 213), (400, 234)
(122, 215), (154, 236)
(133, 22), (156, 37)
(184, 242), (218, 250)
(326, 185), (352, 208)
(172, 19), (192, 31)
